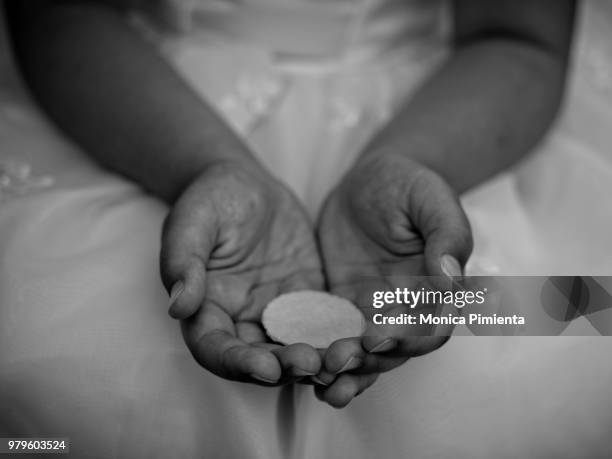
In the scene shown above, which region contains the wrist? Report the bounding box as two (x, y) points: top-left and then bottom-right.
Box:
(343, 151), (435, 195)
(357, 133), (462, 191)
(182, 155), (280, 207)
(166, 138), (266, 203)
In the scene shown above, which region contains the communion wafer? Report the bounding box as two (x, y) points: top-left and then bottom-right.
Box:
(262, 291), (365, 348)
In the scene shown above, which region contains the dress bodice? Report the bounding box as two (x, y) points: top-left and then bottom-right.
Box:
(137, 0), (448, 59)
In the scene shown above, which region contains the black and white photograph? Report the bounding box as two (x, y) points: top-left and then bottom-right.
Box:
(1, 0), (611, 457)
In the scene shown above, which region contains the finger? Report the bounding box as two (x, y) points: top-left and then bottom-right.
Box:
(272, 343), (321, 377)
(186, 329), (282, 384)
(160, 203), (217, 319)
(314, 383), (327, 402)
(408, 172), (473, 278)
(253, 342), (282, 352)
(339, 352), (407, 375)
(361, 336), (398, 353)
(347, 338), (448, 375)
(317, 373), (380, 408)
(362, 302), (452, 367)
(323, 338), (366, 374)
(236, 321), (268, 344)
(182, 303), (281, 383)
(311, 370), (336, 386)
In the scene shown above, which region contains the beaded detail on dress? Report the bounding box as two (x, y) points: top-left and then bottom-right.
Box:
(0, 159), (54, 201)
(218, 72), (289, 133)
(130, 0), (447, 134)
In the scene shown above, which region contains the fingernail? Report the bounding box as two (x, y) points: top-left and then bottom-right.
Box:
(310, 375), (329, 386)
(168, 281), (185, 317)
(441, 255), (462, 279)
(335, 356), (362, 374)
(293, 367), (317, 377)
(367, 338), (395, 353)
(250, 373), (279, 384)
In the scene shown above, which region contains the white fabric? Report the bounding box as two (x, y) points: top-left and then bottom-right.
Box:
(1, 1), (612, 457)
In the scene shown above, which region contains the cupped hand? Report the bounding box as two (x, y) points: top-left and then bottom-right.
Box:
(160, 160), (324, 385)
(315, 154), (473, 407)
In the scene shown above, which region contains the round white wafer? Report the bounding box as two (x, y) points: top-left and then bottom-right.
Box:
(262, 290), (365, 348)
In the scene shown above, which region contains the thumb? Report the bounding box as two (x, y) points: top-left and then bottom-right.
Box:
(411, 173), (473, 279)
(160, 196), (217, 320)
(424, 219), (472, 280)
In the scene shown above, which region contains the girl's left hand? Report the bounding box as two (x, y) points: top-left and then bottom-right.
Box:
(315, 153), (473, 407)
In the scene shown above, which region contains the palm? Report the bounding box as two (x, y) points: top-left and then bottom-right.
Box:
(204, 181), (323, 326)
(162, 162), (324, 384)
(318, 189), (443, 364)
(319, 188), (427, 306)
(316, 156), (470, 379)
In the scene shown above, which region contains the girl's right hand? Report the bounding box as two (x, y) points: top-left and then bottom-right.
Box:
(160, 160), (325, 385)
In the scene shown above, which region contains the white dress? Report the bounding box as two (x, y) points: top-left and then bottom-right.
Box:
(1, 1), (611, 457)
